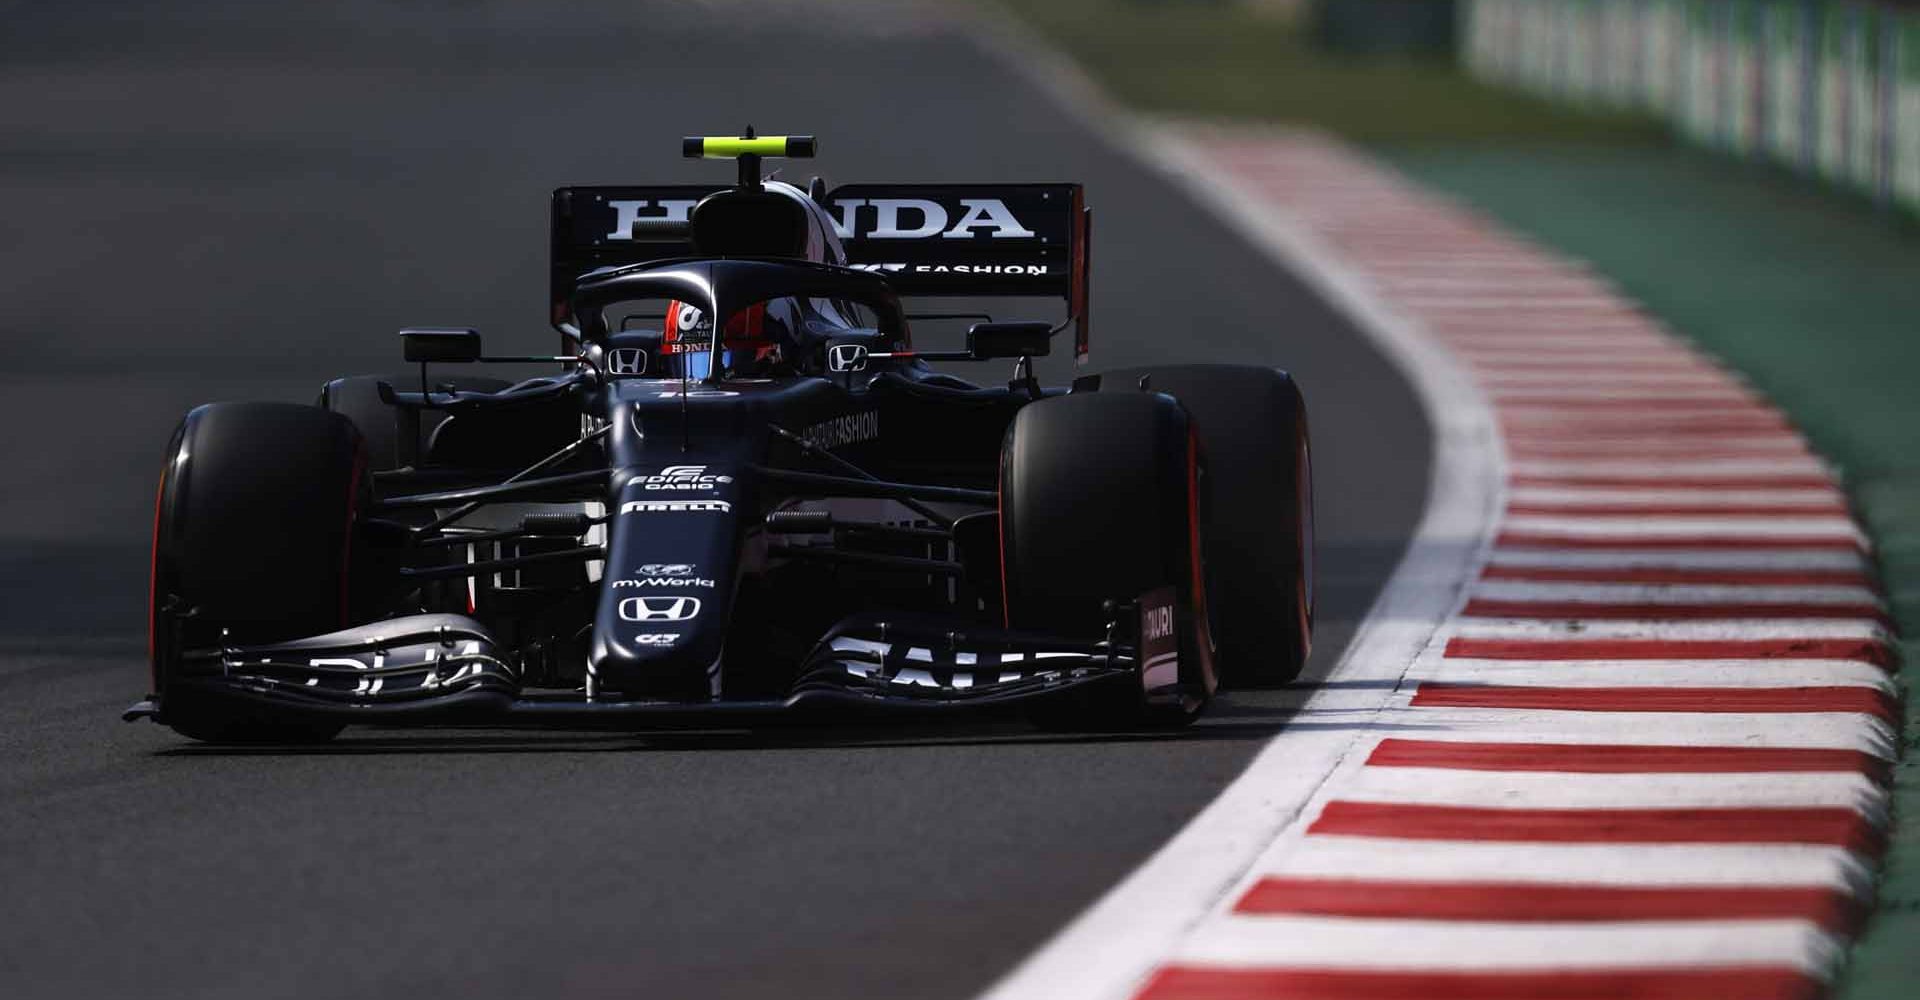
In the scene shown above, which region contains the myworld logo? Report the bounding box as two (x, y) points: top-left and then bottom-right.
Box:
(612, 576), (716, 589)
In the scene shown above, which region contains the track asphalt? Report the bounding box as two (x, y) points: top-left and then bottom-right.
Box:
(0, 4), (1428, 998)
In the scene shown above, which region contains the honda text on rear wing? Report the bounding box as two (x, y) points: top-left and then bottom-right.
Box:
(550, 176), (1091, 361)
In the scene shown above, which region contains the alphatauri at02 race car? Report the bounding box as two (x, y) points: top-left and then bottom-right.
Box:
(128, 134), (1312, 742)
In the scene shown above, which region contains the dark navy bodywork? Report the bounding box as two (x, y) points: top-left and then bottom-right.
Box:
(130, 166), (1208, 730)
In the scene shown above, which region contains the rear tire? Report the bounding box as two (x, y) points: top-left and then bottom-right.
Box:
(150, 402), (367, 743)
(999, 391), (1214, 729)
(1093, 365), (1312, 687)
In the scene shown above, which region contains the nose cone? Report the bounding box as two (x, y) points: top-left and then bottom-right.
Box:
(590, 468), (743, 699)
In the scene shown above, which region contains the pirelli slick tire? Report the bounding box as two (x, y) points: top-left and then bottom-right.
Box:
(999, 391), (1214, 730)
(1093, 365), (1313, 687)
(150, 402), (366, 744)
(319, 373), (513, 472)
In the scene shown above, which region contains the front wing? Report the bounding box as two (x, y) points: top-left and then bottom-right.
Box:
(126, 613), (1151, 730)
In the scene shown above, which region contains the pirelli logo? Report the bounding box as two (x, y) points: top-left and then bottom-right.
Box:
(621, 499), (731, 515)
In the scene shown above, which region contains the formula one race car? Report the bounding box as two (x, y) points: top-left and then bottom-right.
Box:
(129, 133), (1312, 742)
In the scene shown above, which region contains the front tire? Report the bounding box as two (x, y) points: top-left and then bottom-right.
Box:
(1094, 365), (1313, 687)
(150, 402), (367, 743)
(999, 391), (1214, 729)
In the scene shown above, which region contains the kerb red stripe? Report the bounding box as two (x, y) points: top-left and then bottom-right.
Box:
(1504, 503), (1847, 517)
(1364, 739), (1889, 781)
(1459, 598), (1888, 624)
(1510, 475), (1834, 489)
(1231, 877), (1861, 932)
(1504, 446), (1811, 461)
(1443, 636), (1894, 669)
(1496, 532), (1863, 551)
(1134, 965), (1821, 1000)
(1494, 398), (1769, 412)
(1409, 684), (1898, 723)
(1306, 801), (1883, 853)
(1480, 566), (1871, 587)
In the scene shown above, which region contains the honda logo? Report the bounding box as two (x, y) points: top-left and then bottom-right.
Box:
(618, 596), (702, 622)
(607, 348), (647, 376)
(827, 343), (869, 373)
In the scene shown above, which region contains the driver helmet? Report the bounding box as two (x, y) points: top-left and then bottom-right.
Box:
(662, 299), (787, 376)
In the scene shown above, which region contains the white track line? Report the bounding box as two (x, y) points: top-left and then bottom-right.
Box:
(1397, 707), (1898, 755)
(1416, 660), (1893, 689)
(1487, 386), (1762, 401)
(1447, 620), (1889, 641)
(1271, 838), (1878, 891)
(1509, 457), (1833, 478)
(1336, 768), (1884, 812)
(1168, 917), (1842, 972)
(1508, 487), (1845, 506)
(1468, 582), (1884, 605)
(1486, 548), (1875, 572)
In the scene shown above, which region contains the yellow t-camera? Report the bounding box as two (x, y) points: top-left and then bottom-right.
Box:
(681, 135), (817, 159)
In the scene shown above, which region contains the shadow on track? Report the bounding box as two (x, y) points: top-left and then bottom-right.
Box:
(150, 717), (1282, 758)
(149, 692), (1459, 760)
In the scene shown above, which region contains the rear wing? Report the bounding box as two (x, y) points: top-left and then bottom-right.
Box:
(550, 183), (1091, 360)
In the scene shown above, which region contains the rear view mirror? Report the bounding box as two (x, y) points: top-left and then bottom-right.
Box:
(967, 322), (1052, 360)
(401, 327), (483, 363)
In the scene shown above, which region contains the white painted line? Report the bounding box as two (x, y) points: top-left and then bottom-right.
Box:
(1508, 487), (1845, 507)
(1268, 837), (1877, 891)
(1337, 768), (1884, 813)
(1365, 259), (1598, 275)
(1453, 340), (1693, 354)
(1505, 442), (1813, 458)
(1501, 412), (1791, 427)
(1508, 457), (1833, 478)
(1469, 581), (1885, 606)
(1373, 276), (1606, 294)
(1451, 348), (1716, 365)
(1503, 430), (1804, 443)
(1396, 707), (1897, 755)
(1503, 514), (1863, 539)
(1447, 619), (1889, 641)
(1408, 659), (1893, 691)
(1169, 915), (1841, 972)
(1395, 295), (1644, 310)
(1478, 373), (1745, 388)
(1488, 386), (1761, 401)
(1485, 549), (1871, 572)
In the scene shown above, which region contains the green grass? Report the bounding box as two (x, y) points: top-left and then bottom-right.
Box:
(991, 0), (1664, 142)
